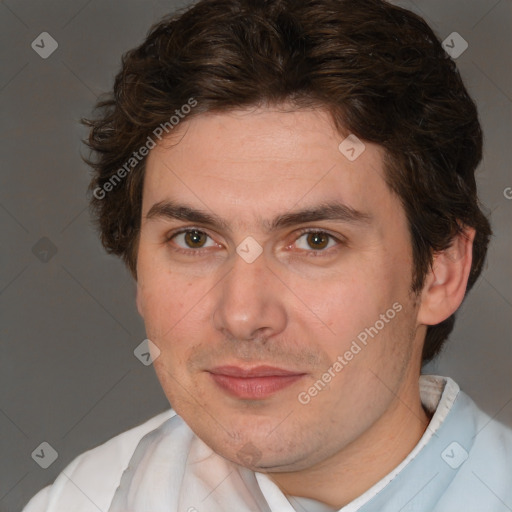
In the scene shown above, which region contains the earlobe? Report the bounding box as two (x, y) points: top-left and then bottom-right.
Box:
(417, 227), (476, 327)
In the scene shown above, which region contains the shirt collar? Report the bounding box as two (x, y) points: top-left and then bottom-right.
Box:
(109, 375), (472, 512)
(257, 375), (464, 511)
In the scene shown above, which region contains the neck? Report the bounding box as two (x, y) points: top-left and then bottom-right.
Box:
(267, 375), (431, 509)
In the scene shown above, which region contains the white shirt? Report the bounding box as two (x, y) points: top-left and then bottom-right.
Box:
(23, 375), (512, 511)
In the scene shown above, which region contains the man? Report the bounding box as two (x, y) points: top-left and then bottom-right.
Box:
(24, 0), (512, 510)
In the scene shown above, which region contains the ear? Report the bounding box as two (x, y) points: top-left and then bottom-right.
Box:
(417, 227), (476, 326)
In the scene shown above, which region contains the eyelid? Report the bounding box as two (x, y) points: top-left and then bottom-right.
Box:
(165, 227), (221, 250)
(287, 228), (346, 254)
(164, 226), (346, 255)
(166, 226), (212, 240)
(295, 227), (345, 242)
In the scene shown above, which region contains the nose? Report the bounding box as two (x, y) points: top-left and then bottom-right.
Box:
(212, 249), (287, 342)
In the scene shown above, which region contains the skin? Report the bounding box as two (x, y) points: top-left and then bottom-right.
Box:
(136, 107), (474, 508)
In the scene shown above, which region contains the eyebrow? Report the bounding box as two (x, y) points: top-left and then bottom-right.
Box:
(145, 199), (372, 232)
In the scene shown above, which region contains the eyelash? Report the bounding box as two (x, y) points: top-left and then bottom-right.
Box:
(165, 227), (345, 257)
(286, 228), (344, 257)
(165, 228), (218, 257)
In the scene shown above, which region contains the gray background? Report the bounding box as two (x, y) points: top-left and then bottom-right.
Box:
(0, 0), (510, 510)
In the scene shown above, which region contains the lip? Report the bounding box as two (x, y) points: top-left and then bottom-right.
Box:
(209, 365), (303, 378)
(208, 365), (306, 399)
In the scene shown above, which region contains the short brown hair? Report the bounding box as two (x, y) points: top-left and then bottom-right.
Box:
(83, 0), (491, 364)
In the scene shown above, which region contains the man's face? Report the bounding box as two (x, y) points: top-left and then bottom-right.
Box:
(137, 107), (425, 473)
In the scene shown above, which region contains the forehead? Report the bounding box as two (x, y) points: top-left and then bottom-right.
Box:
(143, 107), (397, 225)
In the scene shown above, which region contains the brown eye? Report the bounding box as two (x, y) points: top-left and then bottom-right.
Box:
(293, 231), (339, 253)
(184, 230), (208, 248)
(306, 232), (329, 250)
(168, 228), (220, 255)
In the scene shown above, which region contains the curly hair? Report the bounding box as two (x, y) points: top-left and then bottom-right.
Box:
(83, 0), (492, 365)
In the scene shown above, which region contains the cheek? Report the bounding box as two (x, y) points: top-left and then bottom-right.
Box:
(137, 266), (199, 342)
(291, 268), (413, 386)
(291, 264), (399, 333)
